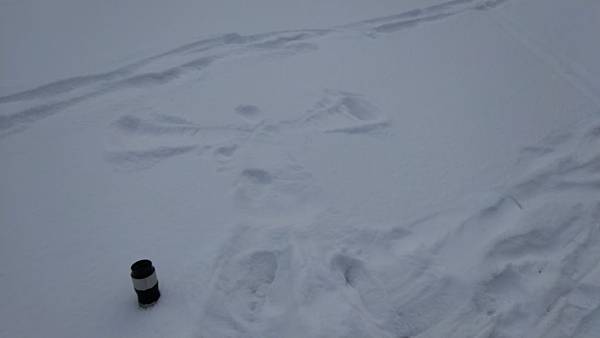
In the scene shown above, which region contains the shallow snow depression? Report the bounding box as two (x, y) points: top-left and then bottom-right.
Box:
(1, 0), (600, 337)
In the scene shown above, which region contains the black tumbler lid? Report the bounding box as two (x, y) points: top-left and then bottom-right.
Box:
(131, 259), (155, 279)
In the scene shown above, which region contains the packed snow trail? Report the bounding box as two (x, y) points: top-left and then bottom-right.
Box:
(2, 0), (600, 337)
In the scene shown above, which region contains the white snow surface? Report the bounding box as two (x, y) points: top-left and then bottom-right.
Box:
(2, 0), (600, 337)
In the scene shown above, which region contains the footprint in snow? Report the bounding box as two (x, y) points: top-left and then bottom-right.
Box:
(233, 165), (318, 216)
(105, 90), (387, 171)
(211, 250), (279, 324)
(235, 104), (262, 122)
(289, 90), (390, 135)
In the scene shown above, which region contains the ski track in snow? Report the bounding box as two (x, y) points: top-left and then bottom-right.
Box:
(0, 0), (510, 137)
(6, 0), (600, 337)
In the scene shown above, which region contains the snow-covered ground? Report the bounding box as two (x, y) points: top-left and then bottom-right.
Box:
(1, 0), (600, 337)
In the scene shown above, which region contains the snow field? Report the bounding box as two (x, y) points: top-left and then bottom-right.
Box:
(2, 0), (600, 337)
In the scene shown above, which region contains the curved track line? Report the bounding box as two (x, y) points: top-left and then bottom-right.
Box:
(0, 0), (510, 136)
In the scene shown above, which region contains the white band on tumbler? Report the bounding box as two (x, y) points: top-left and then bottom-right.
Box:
(132, 271), (158, 291)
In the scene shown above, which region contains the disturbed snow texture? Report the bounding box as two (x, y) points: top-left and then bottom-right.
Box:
(2, 0), (600, 337)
